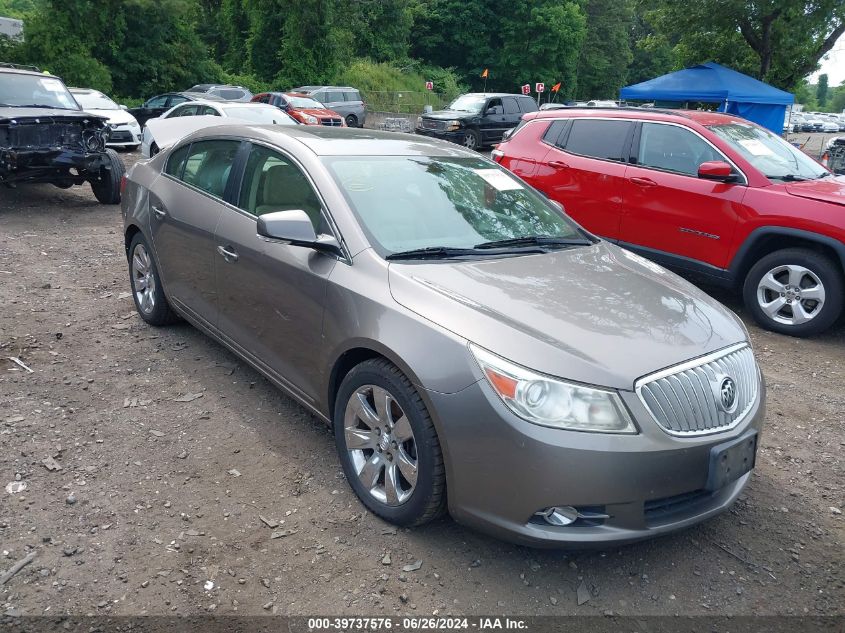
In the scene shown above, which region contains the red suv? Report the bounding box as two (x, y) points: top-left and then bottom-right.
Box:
(494, 108), (845, 337)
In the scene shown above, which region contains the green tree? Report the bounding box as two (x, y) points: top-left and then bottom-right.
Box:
(829, 83), (845, 113)
(577, 0), (633, 99)
(645, 0), (845, 90)
(816, 73), (828, 108)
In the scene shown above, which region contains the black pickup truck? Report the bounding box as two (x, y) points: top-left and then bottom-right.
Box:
(0, 64), (124, 204)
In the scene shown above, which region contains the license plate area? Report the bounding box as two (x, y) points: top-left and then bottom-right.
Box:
(705, 431), (757, 491)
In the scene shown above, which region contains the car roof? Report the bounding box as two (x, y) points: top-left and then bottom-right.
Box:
(295, 86), (357, 91)
(184, 124), (478, 158)
(460, 92), (533, 98)
(529, 107), (748, 127)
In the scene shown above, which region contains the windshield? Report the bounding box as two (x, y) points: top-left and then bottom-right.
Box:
(447, 95), (487, 113)
(287, 95), (324, 109)
(0, 73), (79, 110)
(72, 91), (119, 110)
(323, 156), (587, 257)
(708, 122), (827, 181)
(221, 106), (296, 125)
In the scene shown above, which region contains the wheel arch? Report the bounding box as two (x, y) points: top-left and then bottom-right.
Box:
(124, 223), (143, 258)
(730, 227), (845, 284)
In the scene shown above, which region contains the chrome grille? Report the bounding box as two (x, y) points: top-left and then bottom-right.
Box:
(636, 344), (759, 436)
(420, 118), (444, 131)
(320, 117), (343, 127)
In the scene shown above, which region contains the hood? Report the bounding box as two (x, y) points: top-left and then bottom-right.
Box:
(0, 107), (105, 123)
(388, 242), (746, 390)
(145, 115), (258, 150)
(421, 109), (476, 121)
(785, 176), (845, 206)
(80, 107), (139, 127)
(292, 107), (341, 118)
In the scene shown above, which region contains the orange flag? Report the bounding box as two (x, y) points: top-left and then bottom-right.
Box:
(551, 82), (561, 92)
(481, 68), (489, 78)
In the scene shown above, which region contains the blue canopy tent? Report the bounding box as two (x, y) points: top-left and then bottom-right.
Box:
(620, 62), (794, 134)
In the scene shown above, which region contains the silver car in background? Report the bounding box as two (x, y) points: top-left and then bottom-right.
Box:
(121, 126), (765, 547)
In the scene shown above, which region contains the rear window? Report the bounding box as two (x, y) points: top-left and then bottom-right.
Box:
(543, 120), (568, 145)
(564, 119), (633, 162)
(215, 89), (245, 100)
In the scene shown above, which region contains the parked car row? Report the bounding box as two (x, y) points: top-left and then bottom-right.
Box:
(789, 111), (845, 133)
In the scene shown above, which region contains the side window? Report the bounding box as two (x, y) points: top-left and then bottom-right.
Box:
(485, 98), (503, 115)
(344, 91), (359, 102)
(518, 97), (538, 113)
(543, 120), (568, 145)
(146, 95), (169, 108)
(326, 90), (345, 103)
(200, 106), (220, 116)
(164, 143), (190, 178)
(503, 97), (520, 115)
(166, 95), (188, 107)
(637, 122), (724, 176)
(311, 91), (326, 104)
(178, 105), (200, 117)
(180, 140), (240, 199)
(237, 145), (323, 229)
(564, 119), (633, 162)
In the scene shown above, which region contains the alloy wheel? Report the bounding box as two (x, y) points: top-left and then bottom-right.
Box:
(463, 133), (477, 150)
(343, 384), (418, 506)
(756, 264), (825, 326)
(131, 243), (157, 315)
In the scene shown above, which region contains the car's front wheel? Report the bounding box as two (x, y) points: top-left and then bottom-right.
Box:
(90, 148), (125, 204)
(334, 359), (446, 526)
(743, 248), (843, 337)
(345, 114), (358, 128)
(128, 233), (180, 326)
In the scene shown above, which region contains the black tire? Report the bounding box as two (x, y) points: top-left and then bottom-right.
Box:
(150, 143), (160, 157)
(742, 247), (844, 337)
(462, 128), (480, 151)
(127, 233), (180, 326)
(345, 114), (358, 128)
(334, 358), (447, 527)
(90, 148), (125, 204)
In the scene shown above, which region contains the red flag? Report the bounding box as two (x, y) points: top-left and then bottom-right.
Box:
(551, 82), (561, 93)
(481, 68), (489, 78)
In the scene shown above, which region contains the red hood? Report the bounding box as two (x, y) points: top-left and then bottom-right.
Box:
(291, 107), (341, 118)
(785, 176), (845, 207)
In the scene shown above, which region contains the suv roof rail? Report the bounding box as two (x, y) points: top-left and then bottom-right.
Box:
(0, 62), (42, 72)
(541, 105), (695, 118)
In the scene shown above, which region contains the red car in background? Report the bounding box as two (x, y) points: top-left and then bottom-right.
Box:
(494, 108), (845, 337)
(252, 92), (345, 126)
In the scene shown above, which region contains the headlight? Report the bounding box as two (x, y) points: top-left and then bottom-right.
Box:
(470, 344), (637, 433)
(446, 120), (461, 131)
(302, 114), (318, 124)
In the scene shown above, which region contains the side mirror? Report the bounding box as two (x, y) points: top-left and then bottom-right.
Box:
(698, 161), (736, 182)
(256, 209), (341, 255)
(502, 128), (514, 141)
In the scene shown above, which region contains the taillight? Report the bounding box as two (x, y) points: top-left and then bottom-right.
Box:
(821, 152), (829, 167)
(491, 149), (504, 163)
(120, 174), (127, 195)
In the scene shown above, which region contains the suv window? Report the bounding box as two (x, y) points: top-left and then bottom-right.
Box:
(563, 119), (633, 162)
(181, 140), (240, 199)
(326, 90), (345, 103)
(165, 143), (191, 178)
(344, 91), (360, 102)
(543, 120), (568, 145)
(637, 122), (723, 176)
(485, 98), (503, 115)
(238, 144), (323, 228)
(503, 97), (520, 115)
(311, 91), (326, 103)
(517, 96), (538, 113)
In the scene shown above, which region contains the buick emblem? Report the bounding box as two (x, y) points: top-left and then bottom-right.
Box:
(717, 376), (738, 413)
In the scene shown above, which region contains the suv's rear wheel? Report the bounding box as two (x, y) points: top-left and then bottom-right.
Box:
(334, 359), (446, 526)
(90, 149), (125, 204)
(345, 114), (358, 128)
(743, 248), (843, 337)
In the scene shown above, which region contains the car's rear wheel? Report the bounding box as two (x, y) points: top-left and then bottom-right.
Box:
(345, 114), (358, 128)
(128, 233), (180, 326)
(743, 248), (843, 337)
(90, 149), (125, 204)
(334, 359), (446, 526)
(462, 129), (480, 151)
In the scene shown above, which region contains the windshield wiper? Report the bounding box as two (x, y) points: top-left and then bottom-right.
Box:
(386, 246), (546, 261)
(9, 104), (76, 110)
(474, 236), (592, 250)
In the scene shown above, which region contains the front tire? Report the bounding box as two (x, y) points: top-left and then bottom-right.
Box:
(334, 359), (446, 527)
(743, 248), (843, 337)
(128, 233), (180, 326)
(462, 129), (480, 151)
(345, 114), (358, 128)
(90, 149), (125, 204)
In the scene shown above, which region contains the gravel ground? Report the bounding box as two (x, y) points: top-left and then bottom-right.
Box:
(0, 148), (843, 618)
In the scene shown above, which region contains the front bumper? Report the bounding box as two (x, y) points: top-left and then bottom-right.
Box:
(414, 127), (466, 144)
(0, 147), (111, 184)
(426, 378), (765, 548)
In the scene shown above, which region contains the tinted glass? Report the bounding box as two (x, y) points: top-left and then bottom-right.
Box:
(323, 156), (584, 256)
(145, 95), (169, 108)
(637, 123), (722, 176)
(542, 120), (568, 145)
(326, 91), (345, 103)
(217, 89), (245, 100)
(167, 95), (188, 106)
(518, 97), (538, 113)
(164, 143), (190, 178)
(344, 91), (360, 102)
(564, 119), (632, 161)
(503, 97), (519, 115)
(238, 145), (322, 227)
(181, 140), (240, 199)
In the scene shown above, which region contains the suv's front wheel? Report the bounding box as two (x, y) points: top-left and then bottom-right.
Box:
(743, 248), (843, 337)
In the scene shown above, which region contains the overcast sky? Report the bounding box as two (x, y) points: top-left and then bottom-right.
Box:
(810, 33), (845, 87)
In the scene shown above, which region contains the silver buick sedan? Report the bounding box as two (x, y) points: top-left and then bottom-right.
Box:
(121, 125), (765, 547)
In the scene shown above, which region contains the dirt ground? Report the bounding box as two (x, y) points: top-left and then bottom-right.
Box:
(0, 148), (843, 619)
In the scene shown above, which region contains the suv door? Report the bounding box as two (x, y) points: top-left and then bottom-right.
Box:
(322, 90), (349, 116)
(148, 139), (242, 327)
(531, 117), (634, 240)
(501, 97), (523, 136)
(620, 122), (747, 269)
(213, 143), (338, 399)
(480, 98), (505, 144)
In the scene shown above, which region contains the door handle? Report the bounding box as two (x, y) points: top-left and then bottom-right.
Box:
(547, 160), (569, 169)
(151, 204), (166, 220)
(217, 245), (239, 262)
(629, 176), (658, 187)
